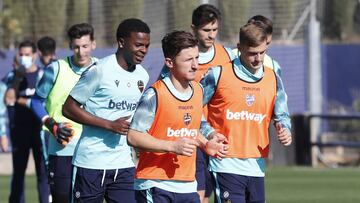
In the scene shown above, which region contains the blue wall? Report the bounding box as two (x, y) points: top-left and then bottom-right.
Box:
(1, 44), (359, 114)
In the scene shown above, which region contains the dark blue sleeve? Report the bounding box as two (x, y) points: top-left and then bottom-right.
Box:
(30, 93), (47, 121)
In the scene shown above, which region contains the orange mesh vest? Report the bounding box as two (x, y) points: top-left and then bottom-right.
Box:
(195, 43), (232, 82)
(136, 80), (203, 181)
(207, 62), (277, 158)
(197, 43), (231, 118)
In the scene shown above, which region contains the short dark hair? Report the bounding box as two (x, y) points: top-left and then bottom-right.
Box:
(37, 36), (56, 56)
(67, 23), (94, 42)
(19, 40), (37, 53)
(248, 15), (273, 35)
(116, 18), (150, 41)
(162, 30), (198, 59)
(192, 4), (221, 27)
(239, 21), (267, 47)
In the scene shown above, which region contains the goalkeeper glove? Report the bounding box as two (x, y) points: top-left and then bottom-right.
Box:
(45, 117), (74, 146)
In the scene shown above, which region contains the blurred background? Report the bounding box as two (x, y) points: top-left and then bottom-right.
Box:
(0, 0), (360, 202)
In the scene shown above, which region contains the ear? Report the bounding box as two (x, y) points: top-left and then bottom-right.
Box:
(191, 24), (196, 34)
(118, 38), (125, 48)
(236, 42), (240, 50)
(91, 40), (97, 50)
(164, 58), (174, 69)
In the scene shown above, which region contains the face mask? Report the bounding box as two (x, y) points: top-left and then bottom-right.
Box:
(19, 56), (33, 69)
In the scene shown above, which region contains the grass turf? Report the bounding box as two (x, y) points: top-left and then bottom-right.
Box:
(1, 167), (359, 203)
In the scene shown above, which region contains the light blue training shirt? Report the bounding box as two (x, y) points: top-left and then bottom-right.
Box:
(70, 54), (149, 169)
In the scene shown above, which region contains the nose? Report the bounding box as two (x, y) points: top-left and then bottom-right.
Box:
(209, 31), (216, 39)
(140, 46), (148, 54)
(76, 47), (84, 56)
(192, 58), (198, 70)
(254, 53), (261, 61)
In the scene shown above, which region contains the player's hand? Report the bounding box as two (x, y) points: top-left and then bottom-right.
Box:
(0, 136), (9, 152)
(205, 132), (229, 159)
(208, 132), (228, 144)
(275, 122), (292, 146)
(45, 117), (74, 146)
(111, 116), (131, 135)
(5, 88), (16, 106)
(170, 137), (197, 157)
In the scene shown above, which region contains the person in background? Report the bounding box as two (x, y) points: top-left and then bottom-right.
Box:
(35, 36), (57, 169)
(37, 36), (57, 69)
(4, 40), (50, 203)
(31, 23), (97, 203)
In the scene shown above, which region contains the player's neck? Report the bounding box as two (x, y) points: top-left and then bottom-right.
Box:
(169, 76), (191, 93)
(115, 51), (133, 71)
(199, 44), (214, 53)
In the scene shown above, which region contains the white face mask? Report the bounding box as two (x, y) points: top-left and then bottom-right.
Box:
(19, 56), (33, 69)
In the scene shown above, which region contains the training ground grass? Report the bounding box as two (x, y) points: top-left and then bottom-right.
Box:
(1, 167), (360, 203)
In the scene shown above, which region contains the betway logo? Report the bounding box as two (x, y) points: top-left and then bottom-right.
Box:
(167, 127), (197, 138)
(108, 99), (138, 110)
(226, 109), (266, 124)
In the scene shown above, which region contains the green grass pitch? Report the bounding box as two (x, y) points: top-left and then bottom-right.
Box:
(1, 167), (359, 203)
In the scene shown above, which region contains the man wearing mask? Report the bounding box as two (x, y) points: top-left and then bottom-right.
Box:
(3, 40), (50, 203)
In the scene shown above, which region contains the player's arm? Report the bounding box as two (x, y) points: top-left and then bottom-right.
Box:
(31, 61), (74, 145)
(63, 96), (130, 134)
(0, 82), (8, 152)
(196, 132), (228, 160)
(199, 66), (221, 105)
(128, 129), (198, 157)
(31, 60), (58, 121)
(272, 58), (282, 77)
(273, 74), (292, 146)
(127, 88), (197, 156)
(62, 66), (129, 134)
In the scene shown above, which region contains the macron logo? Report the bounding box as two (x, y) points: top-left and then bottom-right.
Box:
(166, 127), (197, 138)
(226, 109), (266, 124)
(108, 99), (137, 110)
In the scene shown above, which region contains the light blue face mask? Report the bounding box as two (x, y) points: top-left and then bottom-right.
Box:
(19, 56), (33, 69)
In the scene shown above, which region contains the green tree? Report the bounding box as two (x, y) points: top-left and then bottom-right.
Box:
(103, 0), (144, 46)
(168, 0), (198, 32)
(323, 0), (357, 40)
(272, 0), (296, 40)
(32, 0), (67, 46)
(0, 7), (22, 49)
(219, 0), (250, 44)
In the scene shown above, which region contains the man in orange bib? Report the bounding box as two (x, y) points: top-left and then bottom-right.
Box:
(128, 31), (228, 203)
(200, 20), (292, 203)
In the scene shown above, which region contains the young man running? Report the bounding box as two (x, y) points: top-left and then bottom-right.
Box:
(62, 18), (151, 203)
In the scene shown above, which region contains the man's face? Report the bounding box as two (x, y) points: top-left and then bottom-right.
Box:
(122, 32), (150, 66)
(167, 46), (199, 82)
(192, 20), (218, 51)
(18, 47), (35, 58)
(17, 46), (36, 69)
(70, 35), (96, 67)
(238, 40), (267, 73)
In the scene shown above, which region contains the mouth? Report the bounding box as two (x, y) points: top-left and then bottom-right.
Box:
(134, 55), (144, 63)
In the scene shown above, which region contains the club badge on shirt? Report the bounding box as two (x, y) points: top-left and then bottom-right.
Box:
(183, 113), (192, 126)
(137, 80), (144, 93)
(245, 94), (255, 106)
